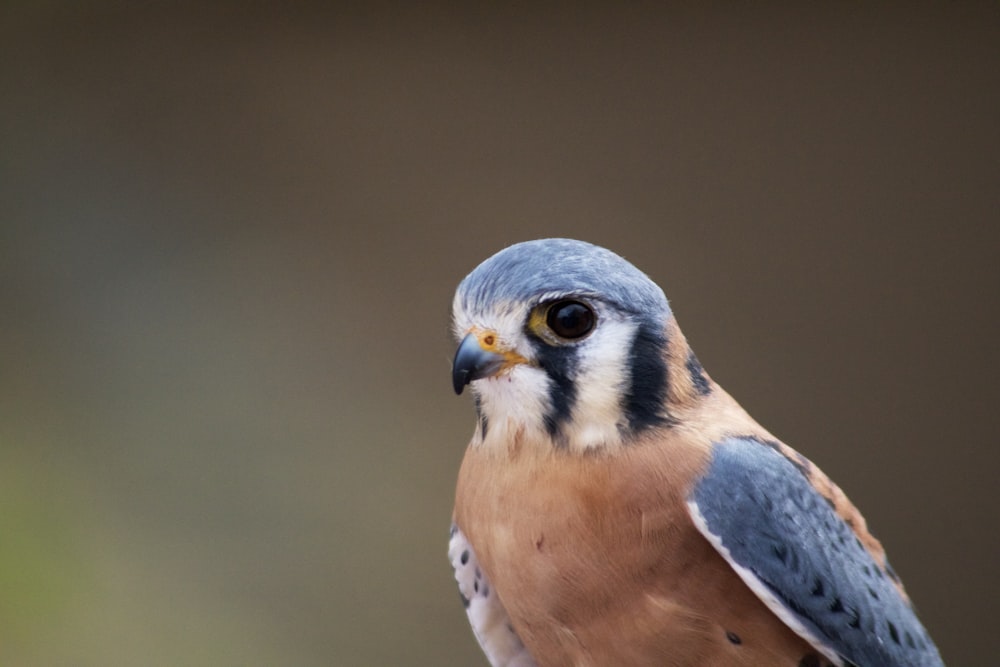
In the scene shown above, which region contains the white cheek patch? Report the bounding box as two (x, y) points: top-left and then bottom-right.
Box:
(561, 318), (636, 450)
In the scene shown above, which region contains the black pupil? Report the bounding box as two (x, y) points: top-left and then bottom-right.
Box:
(546, 301), (594, 339)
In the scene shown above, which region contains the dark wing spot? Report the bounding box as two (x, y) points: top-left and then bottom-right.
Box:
(725, 630), (742, 645)
(798, 653), (822, 667)
(459, 591), (470, 608)
(888, 620), (900, 644)
(846, 605), (861, 629)
(460, 550), (469, 565)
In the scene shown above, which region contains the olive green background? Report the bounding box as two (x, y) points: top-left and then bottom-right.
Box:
(2, 4), (997, 665)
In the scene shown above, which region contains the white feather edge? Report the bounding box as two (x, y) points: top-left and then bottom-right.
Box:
(449, 526), (537, 667)
(685, 500), (845, 667)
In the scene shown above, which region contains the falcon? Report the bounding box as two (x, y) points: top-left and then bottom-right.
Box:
(447, 238), (943, 666)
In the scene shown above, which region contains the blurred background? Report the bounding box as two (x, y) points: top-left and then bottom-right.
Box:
(2, 3), (998, 665)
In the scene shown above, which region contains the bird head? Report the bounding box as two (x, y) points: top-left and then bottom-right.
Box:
(451, 238), (676, 451)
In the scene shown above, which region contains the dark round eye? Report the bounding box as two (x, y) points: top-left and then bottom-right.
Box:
(545, 300), (596, 339)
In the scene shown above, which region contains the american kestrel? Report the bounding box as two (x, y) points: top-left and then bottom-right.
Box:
(447, 239), (943, 667)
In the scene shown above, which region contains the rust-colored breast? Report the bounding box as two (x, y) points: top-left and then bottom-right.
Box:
(454, 412), (821, 666)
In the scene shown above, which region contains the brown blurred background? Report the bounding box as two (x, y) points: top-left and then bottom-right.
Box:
(1, 3), (997, 665)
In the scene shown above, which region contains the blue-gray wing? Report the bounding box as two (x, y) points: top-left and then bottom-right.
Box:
(686, 436), (944, 667)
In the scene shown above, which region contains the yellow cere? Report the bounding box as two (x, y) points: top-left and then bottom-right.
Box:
(470, 328), (530, 368)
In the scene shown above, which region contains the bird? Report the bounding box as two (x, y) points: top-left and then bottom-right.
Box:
(447, 238), (944, 667)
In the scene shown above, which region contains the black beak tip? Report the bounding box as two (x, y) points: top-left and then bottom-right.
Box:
(452, 369), (469, 395)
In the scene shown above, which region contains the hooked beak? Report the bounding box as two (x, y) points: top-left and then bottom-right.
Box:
(451, 332), (525, 395)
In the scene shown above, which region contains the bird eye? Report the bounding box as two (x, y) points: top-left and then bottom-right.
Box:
(545, 300), (595, 340)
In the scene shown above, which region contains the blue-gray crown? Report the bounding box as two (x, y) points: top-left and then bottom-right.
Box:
(457, 238), (670, 320)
